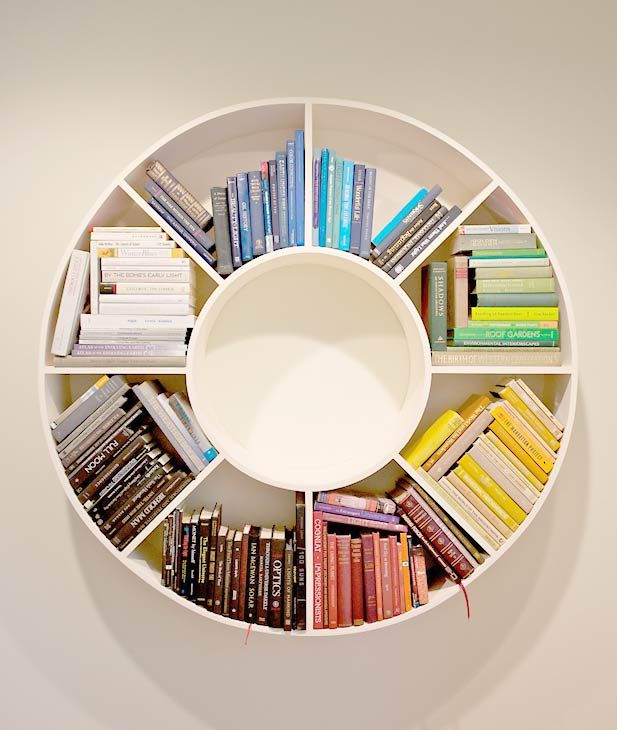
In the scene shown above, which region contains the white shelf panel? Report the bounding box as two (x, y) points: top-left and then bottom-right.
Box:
(432, 365), (573, 376)
(45, 366), (187, 375)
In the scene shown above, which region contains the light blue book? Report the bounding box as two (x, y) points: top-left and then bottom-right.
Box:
(332, 157), (344, 249)
(236, 172), (253, 262)
(373, 188), (429, 246)
(325, 152), (336, 247)
(287, 139), (296, 246)
(294, 129), (304, 246)
(276, 152), (289, 248)
(318, 148), (329, 246)
(339, 160), (354, 252)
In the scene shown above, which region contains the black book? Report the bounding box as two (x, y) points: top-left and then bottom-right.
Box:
(179, 512), (192, 597)
(188, 510), (200, 600)
(195, 507), (213, 606)
(211, 186), (233, 276)
(244, 526), (260, 623)
(206, 503), (221, 609)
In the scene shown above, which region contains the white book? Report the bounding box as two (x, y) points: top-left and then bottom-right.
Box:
(52, 250), (90, 356)
(79, 336), (188, 344)
(80, 314), (196, 329)
(156, 394), (207, 467)
(484, 431), (546, 493)
(90, 230), (169, 241)
(99, 294), (194, 304)
(469, 257), (549, 268)
(72, 347), (187, 357)
(97, 248), (185, 258)
(101, 270), (194, 283)
(512, 378), (564, 433)
(468, 442), (534, 514)
(100, 258), (193, 268)
(100, 282), (192, 295)
(477, 435), (541, 501)
(445, 471), (514, 540)
(457, 224), (531, 235)
(89, 240), (176, 248)
(168, 393), (217, 461)
(92, 226), (162, 231)
(99, 303), (195, 315)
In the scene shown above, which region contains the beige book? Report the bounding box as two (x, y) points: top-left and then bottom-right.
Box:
(498, 378), (563, 438)
(468, 442), (533, 514)
(514, 378), (564, 434)
(485, 430), (546, 492)
(427, 409), (494, 480)
(445, 471), (513, 539)
(477, 434), (541, 500)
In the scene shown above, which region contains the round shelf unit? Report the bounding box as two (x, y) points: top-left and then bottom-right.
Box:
(39, 98), (578, 636)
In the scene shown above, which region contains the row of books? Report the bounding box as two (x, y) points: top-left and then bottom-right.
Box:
(401, 378), (564, 558)
(313, 490), (430, 629)
(421, 223), (560, 357)
(50, 376), (217, 550)
(161, 496), (306, 630)
(311, 149), (375, 256)
(369, 185), (462, 278)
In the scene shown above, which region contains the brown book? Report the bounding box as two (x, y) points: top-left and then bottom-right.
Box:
(222, 529), (235, 616)
(196, 507), (213, 606)
(294, 492), (306, 630)
(380, 537), (393, 619)
(350, 537), (364, 626)
(336, 535), (352, 628)
(173, 509), (182, 593)
(229, 529), (243, 620)
(372, 532), (384, 621)
(327, 532), (338, 629)
(206, 503), (221, 609)
(412, 545), (429, 605)
(212, 524), (229, 614)
(244, 526), (260, 623)
(188, 510), (200, 600)
(283, 536), (294, 631)
(162, 514), (172, 587)
(257, 526), (273, 626)
(237, 524), (251, 620)
(389, 535), (401, 616)
(360, 533), (377, 623)
(397, 542), (406, 613)
(268, 526), (286, 628)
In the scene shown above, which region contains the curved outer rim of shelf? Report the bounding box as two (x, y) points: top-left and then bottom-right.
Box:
(38, 97), (579, 636)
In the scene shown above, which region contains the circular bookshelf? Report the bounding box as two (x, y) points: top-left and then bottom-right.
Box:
(39, 98), (578, 636)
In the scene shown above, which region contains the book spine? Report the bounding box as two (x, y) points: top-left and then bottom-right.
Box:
(258, 535), (272, 625)
(294, 129), (305, 245)
(316, 502), (400, 523)
(336, 535), (352, 628)
(261, 162), (274, 253)
(327, 532), (338, 629)
(372, 532), (384, 620)
(491, 407), (555, 472)
(402, 408), (464, 469)
(248, 170), (266, 256)
(51, 374), (109, 429)
(349, 164), (365, 255)
(188, 516), (200, 600)
(339, 159), (354, 252)
(236, 173), (253, 262)
(474, 293), (559, 307)
(167, 394), (216, 462)
(269, 539), (284, 628)
(358, 168), (376, 259)
(99, 282), (192, 295)
(380, 538), (393, 619)
(52, 250), (90, 357)
(286, 140), (296, 245)
(324, 152), (336, 247)
(244, 528), (259, 621)
(412, 546), (429, 604)
(162, 515), (172, 587)
(372, 187), (431, 249)
(447, 255), (469, 329)
(350, 537), (364, 625)
(295, 494), (306, 630)
(222, 532), (235, 616)
(454, 328), (559, 341)
(458, 223), (531, 235)
(316, 491), (395, 514)
(60, 402), (129, 467)
(212, 529), (227, 614)
(320, 512), (408, 533)
(205, 507), (220, 608)
(100, 270), (193, 283)
(145, 160), (212, 229)
(331, 157), (344, 249)
(452, 232), (537, 250)
(318, 149), (329, 246)
(471, 307), (559, 321)
(400, 533), (413, 612)
(380, 203), (446, 271)
(210, 187), (234, 276)
(471, 247), (546, 258)
(360, 533), (377, 623)
(312, 511), (324, 629)
(276, 152), (289, 248)
(322, 522), (329, 627)
(312, 153), (320, 233)
(268, 161), (280, 249)
(226, 176), (243, 268)
(442, 473), (511, 542)
(475, 278), (555, 294)
(147, 198), (216, 267)
(196, 516), (211, 605)
(424, 262), (447, 351)
(238, 528), (250, 619)
(472, 441), (538, 507)
(283, 540), (294, 631)
(179, 518), (191, 596)
(389, 536), (402, 616)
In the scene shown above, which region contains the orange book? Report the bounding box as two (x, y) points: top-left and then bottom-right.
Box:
(380, 538), (394, 619)
(350, 537), (365, 626)
(389, 535), (401, 616)
(397, 543), (406, 613)
(372, 532), (384, 620)
(400, 536), (413, 612)
(327, 533), (338, 629)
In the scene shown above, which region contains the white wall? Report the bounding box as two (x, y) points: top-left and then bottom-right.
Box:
(1, 1), (616, 728)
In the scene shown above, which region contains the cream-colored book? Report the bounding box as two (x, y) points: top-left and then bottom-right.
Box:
(477, 434), (541, 501)
(445, 471), (514, 540)
(468, 442), (533, 514)
(485, 430), (546, 492)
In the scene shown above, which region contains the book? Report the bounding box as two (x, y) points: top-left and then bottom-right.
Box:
(327, 532), (338, 628)
(294, 492), (306, 630)
(350, 537), (364, 625)
(490, 384), (561, 450)
(212, 524), (228, 613)
(504, 378), (564, 433)
(389, 536), (401, 616)
(490, 403), (555, 472)
(283, 536), (294, 631)
(421, 262), (447, 351)
(312, 152), (320, 233)
(378, 202), (445, 271)
(167, 393), (217, 462)
(360, 533), (378, 623)
(257, 526), (273, 625)
(431, 349), (561, 367)
(411, 546), (429, 605)
(320, 511), (408, 534)
(276, 152), (289, 248)
(294, 129), (304, 246)
(52, 250), (90, 357)
(206, 503), (221, 608)
(237, 524), (251, 619)
(458, 454), (527, 523)
(474, 266), (553, 279)
(99, 282), (192, 295)
(248, 170), (266, 256)
(236, 173), (253, 262)
(268, 526), (285, 628)
(399, 532), (412, 612)
(226, 176), (243, 268)
(379, 538), (393, 619)
(286, 139), (296, 246)
(471, 248), (547, 258)
(146, 160), (213, 230)
(489, 422), (549, 485)
(474, 278), (556, 294)
(350, 164), (365, 255)
(147, 198), (216, 266)
(457, 223), (531, 235)
(336, 535), (352, 627)
(450, 232), (537, 253)
(315, 502), (400, 523)
(401, 409), (464, 468)
(359, 168), (376, 259)
(188, 510), (200, 599)
(261, 162), (274, 253)
(471, 307), (559, 321)
(318, 149), (329, 246)
(91, 226), (167, 238)
(443, 471), (512, 540)
(222, 528), (235, 616)
(469, 256), (549, 268)
(331, 157), (344, 249)
(51, 374), (109, 429)
(196, 507), (213, 605)
(325, 151), (336, 246)
(447, 255), (469, 329)
(372, 532), (384, 620)
(453, 328), (559, 342)
(339, 159), (354, 251)
(474, 437), (540, 504)
(372, 187), (430, 250)
(484, 430), (545, 493)
(210, 187), (234, 275)
(312, 511), (324, 629)
(450, 340), (559, 348)
(474, 293), (559, 307)
(267, 160), (280, 250)
(245, 525), (260, 622)
(316, 490), (396, 514)
(322, 522), (329, 627)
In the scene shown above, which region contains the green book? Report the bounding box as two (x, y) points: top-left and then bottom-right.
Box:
(451, 339), (560, 348)
(421, 262), (447, 351)
(471, 248), (547, 258)
(474, 266), (552, 279)
(475, 292), (559, 307)
(332, 157), (344, 249)
(452, 327), (559, 341)
(463, 320), (558, 329)
(475, 277), (555, 294)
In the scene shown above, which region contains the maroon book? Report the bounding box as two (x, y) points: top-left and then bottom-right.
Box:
(322, 521), (329, 627)
(237, 524), (251, 620)
(336, 535), (352, 628)
(360, 533), (377, 623)
(229, 529), (243, 620)
(257, 526), (273, 626)
(222, 529), (235, 617)
(327, 532), (338, 629)
(350, 538), (364, 626)
(268, 526), (286, 628)
(212, 524), (228, 614)
(389, 535), (401, 617)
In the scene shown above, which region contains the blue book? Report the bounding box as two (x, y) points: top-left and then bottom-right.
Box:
(373, 188), (429, 246)
(147, 197), (216, 267)
(276, 152), (289, 248)
(349, 164), (365, 255)
(248, 170), (266, 256)
(324, 152), (336, 246)
(339, 160), (354, 252)
(236, 173), (253, 262)
(359, 168), (376, 259)
(332, 157), (344, 249)
(312, 153), (321, 236)
(261, 163), (274, 253)
(294, 129), (305, 246)
(268, 160), (280, 249)
(318, 148), (329, 246)
(226, 177), (242, 268)
(286, 140), (296, 246)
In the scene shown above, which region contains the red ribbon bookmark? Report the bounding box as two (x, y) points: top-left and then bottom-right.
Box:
(459, 580), (471, 619)
(244, 622), (253, 645)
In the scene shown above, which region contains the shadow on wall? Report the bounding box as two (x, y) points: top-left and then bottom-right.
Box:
(61, 383), (588, 730)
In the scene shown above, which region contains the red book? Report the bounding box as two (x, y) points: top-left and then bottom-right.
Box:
(268, 526), (286, 628)
(397, 542), (406, 613)
(408, 535), (419, 607)
(412, 545), (429, 605)
(237, 524), (251, 621)
(372, 532), (384, 621)
(360, 534), (377, 624)
(380, 537), (393, 619)
(322, 521), (329, 627)
(327, 532), (338, 629)
(389, 535), (401, 616)
(350, 538), (364, 626)
(336, 535), (352, 628)
(313, 512), (324, 629)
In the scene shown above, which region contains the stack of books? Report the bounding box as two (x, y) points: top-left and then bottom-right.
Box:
(313, 490), (430, 630)
(161, 494), (306, 630)
(401, 378), (564, 554)
(370, 185), (462, 278)
(50, 376), (217, 550)
(424, 223), (560, 365)
(311, 149), (376, 256)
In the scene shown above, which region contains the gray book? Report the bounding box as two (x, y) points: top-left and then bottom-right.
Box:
(374, 199), (442, 269)
(60, 399), (130, 467)
(247, 171), (266, 256)
(450, 232), (537, 253)
(226, 177), (242, 268)
(427, 409), (494, 480)
(210, 187), (233, 275)
(276, 153), (289, 248)
(358, 168), (376, 259)
(468, 442), (533, 514)
(51, 375), (127, 443)
(146, 160), (212, 230)
(474, 292), (559, 307)
(349, 164), (365, 255)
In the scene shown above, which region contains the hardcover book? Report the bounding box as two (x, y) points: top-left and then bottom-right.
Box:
(248, 170), (266, 256)
(236, 173), (253, 262)
(210, 187), (234, 275)
(350, 164), (365, 255)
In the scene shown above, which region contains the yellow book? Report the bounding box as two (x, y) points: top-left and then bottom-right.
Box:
(488, 422), (548, 484)
(491, 404), (554, 473)
(97, 248), (186, 257)
(458, 454), (527, 524)
(485, 430), (546, 492)
(453, 465), (519, 532)
(494, 386), (560, 451)
(445, 471), (513, 540)
(471, 307), (559, 321)
(399, 534), (413, 612)
(401, 410), (464, 468)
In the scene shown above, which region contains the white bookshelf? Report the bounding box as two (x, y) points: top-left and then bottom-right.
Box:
(39, 98), (578, 636)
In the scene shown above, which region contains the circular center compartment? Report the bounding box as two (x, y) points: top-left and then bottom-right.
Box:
(187, 249), (431, 491)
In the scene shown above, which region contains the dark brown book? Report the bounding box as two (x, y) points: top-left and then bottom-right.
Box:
(162, 514), (172, 587)
(179, 512), (192, 597)
(229, 529), (243, 620)
(188, 510), (200, 600)
(206, 503), (221, 609)
(257, 526), (273, 626)
(350, 537), (364, 626)
(294, 492), (306, 630)
(196, 507), (212, 606)
(336, 535), (352, 628)
(237, 524), (251, 620)
(212, 524), (229, 614)
(173, 509), (182, 593)
(222, 529), (235, 616)
(244, 526), (260, 623)
(283, 536), (294, 632)
(268, 526), (286, 628)
(360, 533), (378, 623)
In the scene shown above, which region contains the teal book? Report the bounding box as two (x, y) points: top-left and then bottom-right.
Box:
(294, 129), (304, 246)
(373, 188), (429, 246)
(452, 327), (560, 341)
(318, 148), (329, 246)
(339, 160), (354, 252)
(472, 248), (547, 258)
(474, 292), (559, 307)
(325, 152), (336, 247)
(332, 157), (344, 249)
